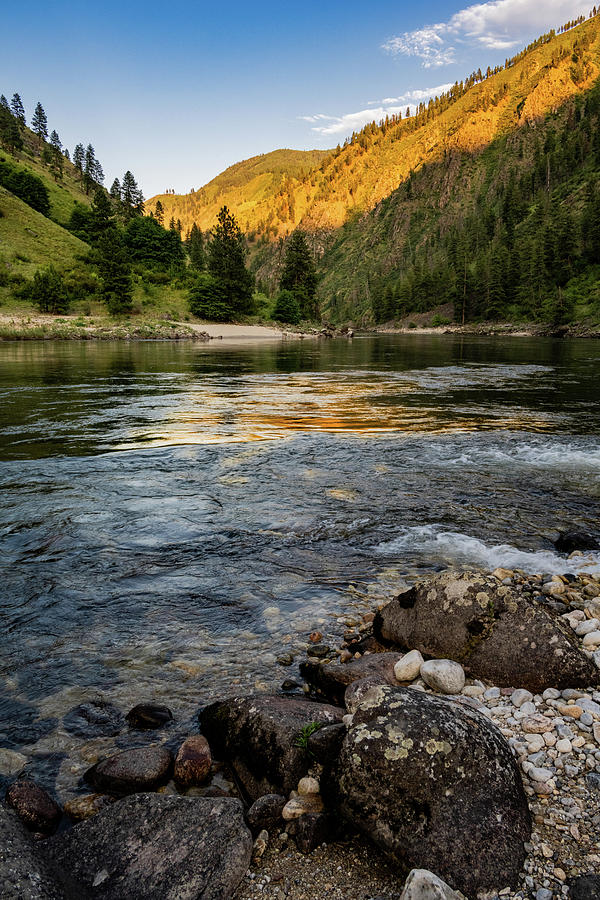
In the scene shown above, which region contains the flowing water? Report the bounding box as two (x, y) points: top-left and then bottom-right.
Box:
(1, 334), (599, 797)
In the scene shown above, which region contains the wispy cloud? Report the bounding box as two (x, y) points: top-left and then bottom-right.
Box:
(383, 0), (593, 67)
(300, 84), (453, 136)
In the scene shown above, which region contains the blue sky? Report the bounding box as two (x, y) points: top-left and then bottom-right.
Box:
(0, 0), (593, 197)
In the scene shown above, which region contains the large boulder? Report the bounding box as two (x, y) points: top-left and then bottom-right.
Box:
(44, 794), (252, 900)
(374, 571), (597, 692)
(300, 653), (402, 705)
(0, 804), (72, 899)
(200, 694), (343, 801)
(331, 684), (531, 900)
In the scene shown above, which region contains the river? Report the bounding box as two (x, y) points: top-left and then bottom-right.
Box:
(1, 335), (599, 796)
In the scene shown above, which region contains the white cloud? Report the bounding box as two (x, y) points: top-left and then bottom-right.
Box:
(383, 0), (593, 67)
(300, 84), (454, 136)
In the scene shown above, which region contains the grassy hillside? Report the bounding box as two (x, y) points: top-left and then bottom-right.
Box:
(147, 148), (330, 236)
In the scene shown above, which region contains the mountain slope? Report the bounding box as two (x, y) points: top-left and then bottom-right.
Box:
(147, 148), (330, 236)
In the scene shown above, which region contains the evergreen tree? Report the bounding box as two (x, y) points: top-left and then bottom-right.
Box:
(91, 187), (113, 238)
(208, 206), (254, 315)
(272, 289), (301, 324)
(280, 229), (318, 319)
(10, 93), (25, 127)
(83, 144), (97, 193)
(31, 102), (48, 148)
(154, 199), (164, 226)
(110, 178), (122, 202)
(187, 222), (205, 269)
(49, 130), (62, 152)
(0, 95), (9, 111)
(63, 148), (70, 161)
(0, 105), (22, 152)
(73, 143), (85, 172)
(31, 265), (70, 314)
(96, 227), (133, 315)
(121, 170), (144, 218)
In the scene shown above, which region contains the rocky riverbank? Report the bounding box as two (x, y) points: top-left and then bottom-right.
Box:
(2, 558), (600, 899)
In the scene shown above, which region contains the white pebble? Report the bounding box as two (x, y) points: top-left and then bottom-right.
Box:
(511, 689), (533, 708)
(394, 650), (424, 683)
(420, 659), (465, 695)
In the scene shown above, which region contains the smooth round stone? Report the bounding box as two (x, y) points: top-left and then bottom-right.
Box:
(420, 660), (465, 695)
(522, 715), (553, 734)
(86, 745), (173, 794)
(246, 794), (286, 831)
(542, 688), (561, 701)
(6, 780), (62, 834)
(528, 766), (554, 782)
(174, 736), (212, 788)
(556, 739), (572, 754)
(126, 703), (173, 730)
(518, 701), (537, 716)
(297, 776), (320, 796)
(558, 705), (583, 719)
(582, 631), (600, 648)
(511, 689), (534, 708)
(394, 650), (424, 683)
(526, 735), (545, 753)
(484, 687), (500, 700)
(575, 619), (600, 636)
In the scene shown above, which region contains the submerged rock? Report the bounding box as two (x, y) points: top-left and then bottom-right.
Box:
(44, 793), (252, 900)
(63, 700), (124, 738)
(125, 704), (173, 730)
(64, 793), (115, 823)
(332, 684), (531, 899)
(555, 531), (599, 553)
(6, 780), (61, 835)
(300, 652), (402, 705)
(374, 571), (597, 692)
(85, 745), (172, 795)
(174, 736), (211, 788)
(200, 694), (343, 801)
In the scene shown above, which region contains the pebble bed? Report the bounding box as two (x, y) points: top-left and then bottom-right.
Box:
(237, 564), (600, 900)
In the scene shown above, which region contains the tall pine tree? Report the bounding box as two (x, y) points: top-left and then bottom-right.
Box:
(31, 102), (48, 148)
(208, 206), (254, 315)
(280, 230), (318, 320)
(10, 93), (25, 127)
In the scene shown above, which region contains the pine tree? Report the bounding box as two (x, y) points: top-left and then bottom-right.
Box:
(121, 170), (144, 218)
(280, 230), (318, 320)
(96, 226), (133, 315)
(48, 130), (63, 180)
(187, 222), (205, 269)
(0, 95), (9, 111)
(91, 187), (113, 237)
(49, 130), (62, 152)
(31, 102), (48, 148)
(63, 148), (70, 161)
(110, 178), (122, 201)
(73, 143), (85, 172)
(154, 199), (164, 226)
(83, 144), (97, 193)
(10, 93), (25, 127)
(208, 205), (254, 315)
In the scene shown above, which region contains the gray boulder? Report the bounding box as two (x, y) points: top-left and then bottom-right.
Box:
(45, 794), (252, 900)
(400, 869), (464, 900)
(374, 571), (597, 692)
(0, 803), (74, 899)
(332, 684), (531, 899)
(85, 745), (172, 795)
(300, 652), (402, 705)
(200, 694), (343, 801)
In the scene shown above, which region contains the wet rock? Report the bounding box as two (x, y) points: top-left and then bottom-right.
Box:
(63, 700), (124, 738)
(555, 531), (599, 553)
(201, 695), (343, 801)
(332, 684), (531, 899)
(306, 644), (331, 659)
(6, 780), (61, 835)
(64, 793), (115, 822)
(0, 748), (28, 777)
(306, 723), (346, 764)
(125, 703), (173, 730)
(276, 654), (294, 666)
(374, 571), (597, 692)
(85, 745), (172, 795)
(281, 679), (300, 692)
(420, 660), (466, 695)
(0, 700), (57, 750)
(400, 868), (464, 900)
(44, 793), (252, 900)
(569, 875), (600, 900)
(173, 735), (211, 788)
(300, 652), (402, 705)
(246, 793), (287, 832)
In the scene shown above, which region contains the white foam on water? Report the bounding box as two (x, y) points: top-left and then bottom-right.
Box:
(447, 442), (600, 473)
(376, 525), (600, 575)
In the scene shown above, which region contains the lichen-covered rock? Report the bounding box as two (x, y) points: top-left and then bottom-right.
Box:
(300, 653), (402, 705)
(374, 571), (597, 692)
(332, 684), (531, 900)
(200, 695), (343, 801)
(44, 794), (252, 900)
(6, 780), (61, 835)
(85, 745), (172, 795)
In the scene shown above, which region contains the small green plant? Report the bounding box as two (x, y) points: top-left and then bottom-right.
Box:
(294, 721), (324, 751)
(430, 315), (451, 327)
(408, 321), (418, 329)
